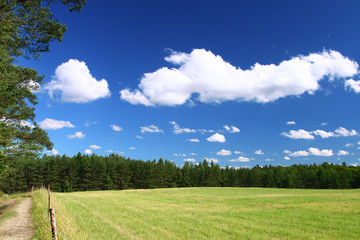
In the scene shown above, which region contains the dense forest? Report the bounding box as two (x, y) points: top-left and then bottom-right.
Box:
(0, 153), (359, 193)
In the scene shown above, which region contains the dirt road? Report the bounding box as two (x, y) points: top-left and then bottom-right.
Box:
(0, 197), (35, 240)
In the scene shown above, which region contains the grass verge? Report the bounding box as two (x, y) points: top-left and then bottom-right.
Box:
(0, 192), (29, 224)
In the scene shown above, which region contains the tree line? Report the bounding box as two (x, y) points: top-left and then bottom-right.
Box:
(0, 153), (359, 193)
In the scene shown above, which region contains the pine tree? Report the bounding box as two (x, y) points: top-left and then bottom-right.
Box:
(0, 0), (86, 172)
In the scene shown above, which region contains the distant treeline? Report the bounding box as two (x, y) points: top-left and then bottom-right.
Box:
(1, 153), (360, 193)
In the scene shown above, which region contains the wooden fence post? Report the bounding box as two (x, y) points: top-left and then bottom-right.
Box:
(48, 186), (51, 206)
(48, 185), (58, 240)
(49, 208), (58, 240)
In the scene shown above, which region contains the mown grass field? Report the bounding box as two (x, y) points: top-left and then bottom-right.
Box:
(31, 187), (360, 239)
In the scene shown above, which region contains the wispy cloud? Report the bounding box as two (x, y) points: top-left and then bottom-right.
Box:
(84, 121), (99, 127)
(170, 121), (197, 134)
(140, 125), (164, 133)
(224, 125), (240, 133)
(174, 153), (186, 157)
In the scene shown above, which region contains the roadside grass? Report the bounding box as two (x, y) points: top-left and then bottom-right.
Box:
(0, 192), (29, 201)
(31, 189), (51, 240)
(31, 188), (360, 239)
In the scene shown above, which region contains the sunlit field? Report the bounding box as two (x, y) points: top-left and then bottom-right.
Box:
(32, 188), (360, 239)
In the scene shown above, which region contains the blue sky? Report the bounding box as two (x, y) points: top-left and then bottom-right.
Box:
(23, 0), (360, 167)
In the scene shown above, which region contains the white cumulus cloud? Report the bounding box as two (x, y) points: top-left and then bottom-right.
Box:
(289, 150), (310, 157)
(308, 147), (333, 156)
(120, 49), (358, 106)
(110, 124), (123, 132)
(184, 158), (196, 162)
(230, 156), (250, 162)
(140, 125), (164, 133)
(206, 133), (226, 142)
(187, 138), (200, 142)
(39, 118), (75, 130)
(254, 149), (264, 155)
(46, 59), (111, 103)
(286, 121), (296, 125)
(67, 131), (86, 139)
(338, 150), (349, 156)
(287, 148), (334, 157)
(283, 127), (357, 140)
(89, 145), (101, 150)
(334, 127), (357, 137)
(312, 130), (335, 139)
(284, 156), (290, 160)
(84, 149), (92, 155)
(282, 129), (315, 139)
(217, 149), (232, 156)
(205, 158), (219, 163)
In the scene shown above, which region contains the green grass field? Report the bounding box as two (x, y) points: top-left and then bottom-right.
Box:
(31, 188), (360, 240)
